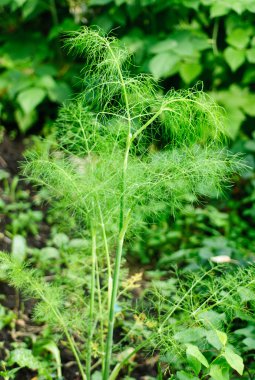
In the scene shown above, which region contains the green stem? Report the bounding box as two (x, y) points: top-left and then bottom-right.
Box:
(95, 253), (105, 366)
(103, 210), (131, 380)
(62, 325), (87, 380)
(131, 107), (164, 141)
(86, 229), (96, 379)
(97, 201), (112, 309)
(102, 38), (133, 379)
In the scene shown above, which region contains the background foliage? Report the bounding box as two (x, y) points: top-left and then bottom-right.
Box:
(0, 0), (255, 143)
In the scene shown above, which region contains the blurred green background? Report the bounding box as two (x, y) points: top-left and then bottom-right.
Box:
(0, 0), (255, 265)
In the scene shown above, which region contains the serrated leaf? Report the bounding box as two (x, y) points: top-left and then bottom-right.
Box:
(224, 347), (244, 375)
(227, 28), (250, 49)
(186, 344), (209, 368)
(17, 87), (46, 114)
(224, 47), (245, 72)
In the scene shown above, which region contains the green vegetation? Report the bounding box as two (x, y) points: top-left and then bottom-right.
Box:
(0, 1), (255, 379)
(1, 27), (254, 380)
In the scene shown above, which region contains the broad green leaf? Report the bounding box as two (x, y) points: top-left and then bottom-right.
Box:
(247, 47), (255, 63)
(13, 0), (26, 6)
(210, 364), (229, 380)
(224, 47), (245, 71)
(15, 108), (37, 133)
(37, 75), (56, 89)
(179, 62), (202, 83)
(222, 108), (244, 139)
(186, 344), (209, 368)
(174, 327), (206, 343)
(187, 354), (201, 375)
(183, 0), (200, 10)
(11, 235), (26, 263)
(177, 371), (199, 380)
(149, 52), (179, 79)
(206, 330), (221, 349)
(210, 4), (229, 17)
(216, 330), (228, 346)
(53, 233), (69, 247)
(245, 140), (255, 152)
(0, 169), (10, 180)
(234, 325), (255, 336)
(241, 93), (255, 116)
(91, 371), (102, 380)
(237, 286), (255, 302)
(8, 348), (40, 370)
(42, 341), (62, 378)
(198, 310), (226, 329)
(150, 39), (177, 54)
(17, 87), (46, 114)
(171, 30), (209, 56)
(48, 82), (71, 103)
(243, 337), (255, 350)
(224, 347), (244, 375)
(22, 0), (39, 19)
(226, 28), (250, 49)
(40, 247), (59, 260)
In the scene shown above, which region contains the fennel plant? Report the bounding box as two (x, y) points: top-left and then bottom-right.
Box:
(0, 27), (246, 379)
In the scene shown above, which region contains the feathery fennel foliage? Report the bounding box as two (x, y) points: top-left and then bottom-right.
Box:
(0, 27), (247, 379)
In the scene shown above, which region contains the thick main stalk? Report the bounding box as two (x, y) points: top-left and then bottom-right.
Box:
(103, 140), (131, 379)
(103, 39), (132, 379)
